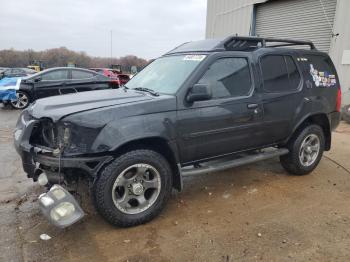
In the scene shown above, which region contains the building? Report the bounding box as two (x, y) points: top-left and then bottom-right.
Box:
(206, 0), (350, 105)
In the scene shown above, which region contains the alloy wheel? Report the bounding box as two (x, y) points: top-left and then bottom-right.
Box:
(11, 92), (29, 109)
(111, 163), (161, 214)
(299, 134), (320, 167)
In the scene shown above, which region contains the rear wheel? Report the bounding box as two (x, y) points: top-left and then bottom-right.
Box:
(10, 91), (30, 109)
(93, 149), (172, 227)
(280, 125), (325, 175)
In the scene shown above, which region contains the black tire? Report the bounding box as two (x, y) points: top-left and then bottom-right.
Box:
(93, 149), (172, 227)
(280, 124), (325, 175)
(10, 90), (31, 109)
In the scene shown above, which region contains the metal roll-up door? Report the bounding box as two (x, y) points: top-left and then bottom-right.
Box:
(255, 0), (337, 52)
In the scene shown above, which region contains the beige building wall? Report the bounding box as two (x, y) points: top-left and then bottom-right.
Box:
(329, 0), (350, 105)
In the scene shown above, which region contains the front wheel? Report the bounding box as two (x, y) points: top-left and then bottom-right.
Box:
(93, 149), (172, 227)
(10, 91), (30, 109)
(280, 125), (325, 175)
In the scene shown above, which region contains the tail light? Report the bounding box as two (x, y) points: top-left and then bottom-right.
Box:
(336, 87), (341, 112)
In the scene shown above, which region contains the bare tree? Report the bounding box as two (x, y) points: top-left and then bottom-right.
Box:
(0, 47), (149, 72)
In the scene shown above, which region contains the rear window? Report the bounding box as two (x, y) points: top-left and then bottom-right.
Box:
(304, 55), (337, 88)
(260, 55), (301, 93)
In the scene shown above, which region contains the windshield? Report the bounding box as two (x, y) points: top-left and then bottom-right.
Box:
(125, 54), (206, 94)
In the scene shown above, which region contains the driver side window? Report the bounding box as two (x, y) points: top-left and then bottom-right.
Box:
(41, 70), (69, 81)
(198, 57), (252, 99)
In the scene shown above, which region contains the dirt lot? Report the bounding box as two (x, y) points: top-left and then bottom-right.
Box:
(1, 105), (350, 262)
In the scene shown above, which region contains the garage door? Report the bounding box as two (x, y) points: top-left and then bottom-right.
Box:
(255, 0), (337, 52)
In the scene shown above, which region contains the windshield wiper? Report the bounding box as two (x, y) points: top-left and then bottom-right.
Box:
(133, 87), (159, 96)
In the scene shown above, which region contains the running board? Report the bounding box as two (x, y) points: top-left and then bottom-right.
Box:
(181, 148), (289, 176)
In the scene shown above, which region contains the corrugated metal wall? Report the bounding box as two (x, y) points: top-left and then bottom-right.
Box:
(206, 0), (266, 38)
(255, 0), (337, 52)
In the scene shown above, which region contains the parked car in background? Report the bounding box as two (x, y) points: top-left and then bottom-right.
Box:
(0, 68), (36, 79)
(90, 68), (121, 86)
(8, 67), (118, 109)
(342, 104), (350, 124)
(0, 67), (8, 73)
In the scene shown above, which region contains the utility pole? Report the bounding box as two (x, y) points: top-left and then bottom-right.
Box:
(110, 30), (113, 66)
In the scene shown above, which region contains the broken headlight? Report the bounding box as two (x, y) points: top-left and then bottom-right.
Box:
(38, 185), (84, 228)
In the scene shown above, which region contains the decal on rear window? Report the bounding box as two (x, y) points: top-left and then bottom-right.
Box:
(309, 64), (336, 87)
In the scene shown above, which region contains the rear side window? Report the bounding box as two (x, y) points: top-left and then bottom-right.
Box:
(261, 55), (301, 93)
(304, 55), (337, 87)
(198, 57), (252, 99)
(72, 70), (94, 79)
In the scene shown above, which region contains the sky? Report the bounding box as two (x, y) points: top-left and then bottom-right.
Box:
(0, 0), (207, 59)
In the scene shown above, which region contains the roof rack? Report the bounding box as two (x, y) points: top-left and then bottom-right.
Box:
(220, 36), (316, 51)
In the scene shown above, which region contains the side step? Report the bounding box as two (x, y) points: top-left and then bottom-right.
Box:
(181, 148), (289, 176)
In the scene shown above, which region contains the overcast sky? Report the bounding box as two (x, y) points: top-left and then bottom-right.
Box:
(0, 0), (207, 59)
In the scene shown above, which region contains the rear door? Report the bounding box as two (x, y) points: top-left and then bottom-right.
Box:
(177, 55), (264, 163)
(259, 53), (304, 144)
(34, 69), (69, 99)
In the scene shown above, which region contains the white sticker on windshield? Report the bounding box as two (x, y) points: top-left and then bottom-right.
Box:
(183, 55), (206, 61)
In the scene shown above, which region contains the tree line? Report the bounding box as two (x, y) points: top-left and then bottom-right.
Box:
(0, 47), (149, 71)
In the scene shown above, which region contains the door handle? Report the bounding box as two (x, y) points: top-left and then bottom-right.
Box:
(247, 103), (258, 109)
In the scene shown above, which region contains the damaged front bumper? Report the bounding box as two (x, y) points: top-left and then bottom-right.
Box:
(14, 114), (112, 227)
(14, 117), (113, 180)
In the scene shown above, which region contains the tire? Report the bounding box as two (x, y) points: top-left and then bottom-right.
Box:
(93, 149), (172, 227)
(10, 91), (31, 109)
(280, 124), (325, 176)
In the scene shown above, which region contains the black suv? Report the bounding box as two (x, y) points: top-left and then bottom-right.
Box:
(14, 37), (341, 228)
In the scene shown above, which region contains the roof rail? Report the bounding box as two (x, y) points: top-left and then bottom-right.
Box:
(219, 36), (316, 51)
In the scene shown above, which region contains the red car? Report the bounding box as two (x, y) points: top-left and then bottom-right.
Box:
(90, 68), (121, 86)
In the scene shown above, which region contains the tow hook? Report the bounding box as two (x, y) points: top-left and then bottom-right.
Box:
(38, 185), (84, 228)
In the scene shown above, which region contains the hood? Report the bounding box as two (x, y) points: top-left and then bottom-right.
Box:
(28, 89), (153, 121)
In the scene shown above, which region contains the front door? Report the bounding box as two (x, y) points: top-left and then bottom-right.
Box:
(177, 56), (264, 164)
(34, 69), (69, 99)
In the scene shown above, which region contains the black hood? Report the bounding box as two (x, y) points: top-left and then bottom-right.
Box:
(27, 89), (153, 121)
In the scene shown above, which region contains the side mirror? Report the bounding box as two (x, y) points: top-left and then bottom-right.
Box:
(187, 83), (212, 103)
(0, 72), (4, 79)
(34, 77), (42, 82)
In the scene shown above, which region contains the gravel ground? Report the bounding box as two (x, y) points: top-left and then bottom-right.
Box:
(1, 105), (350, 262)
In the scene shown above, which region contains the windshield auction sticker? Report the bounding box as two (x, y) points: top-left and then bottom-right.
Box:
(183, 55), (206, 61)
